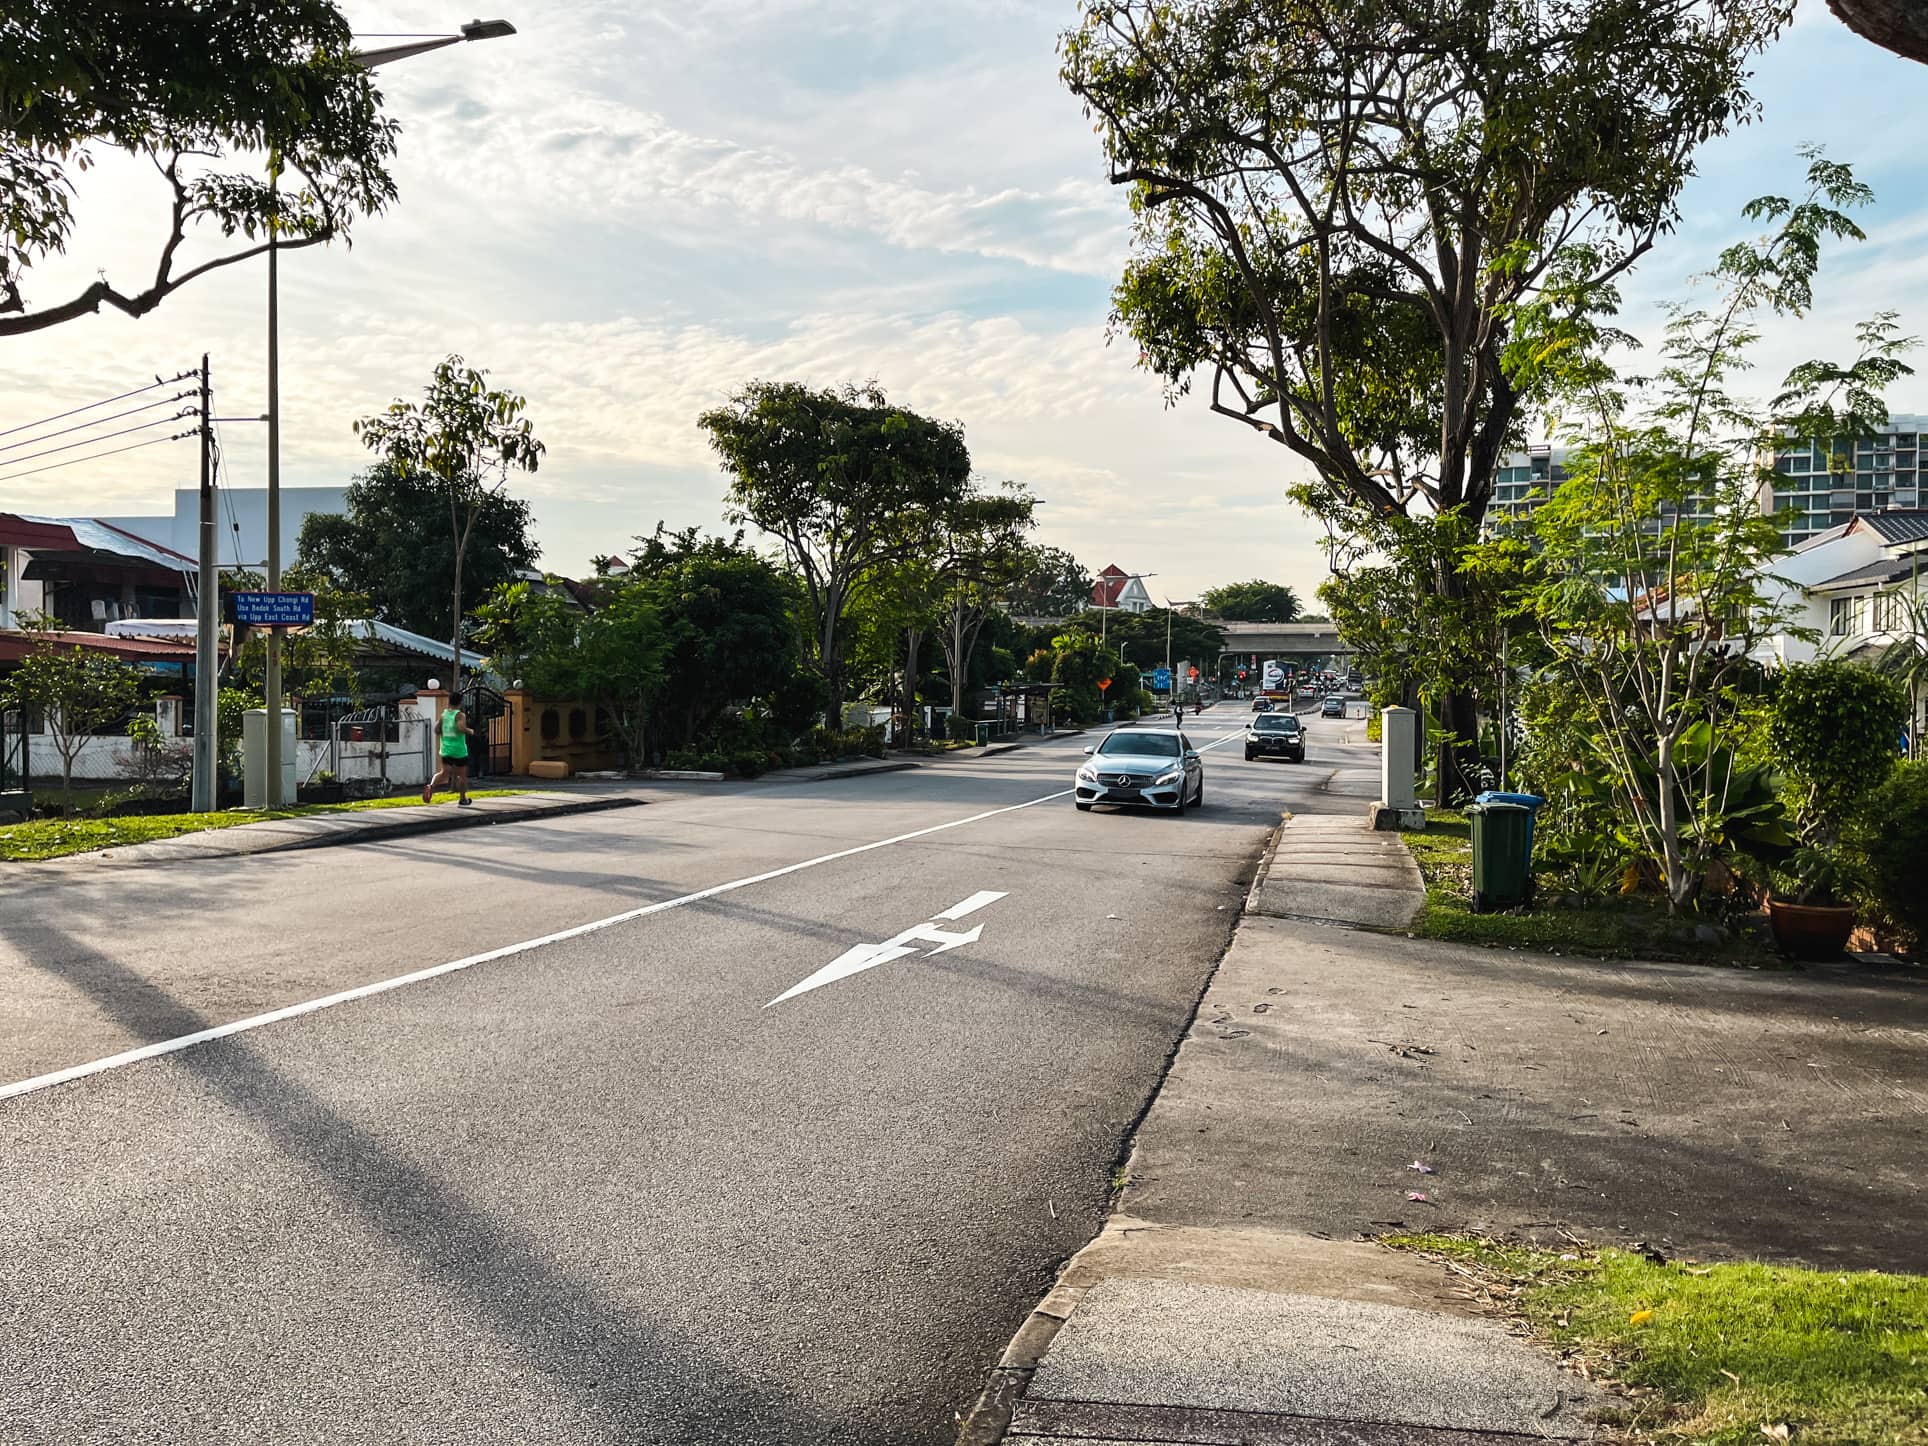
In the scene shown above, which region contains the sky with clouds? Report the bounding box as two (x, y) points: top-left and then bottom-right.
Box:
(4, 0), (1927, 605)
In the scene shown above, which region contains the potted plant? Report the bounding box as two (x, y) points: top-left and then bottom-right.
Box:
(1764, 846), (1864, 960)
(1763, 662), (1909, 960)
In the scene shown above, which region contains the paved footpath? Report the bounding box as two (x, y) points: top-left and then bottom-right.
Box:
(968, 728), (1928, 1443)
(0, 710), (1360, 1445)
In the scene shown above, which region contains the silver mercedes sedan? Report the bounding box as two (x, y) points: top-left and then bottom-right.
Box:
(1074, 728), (1204, 813)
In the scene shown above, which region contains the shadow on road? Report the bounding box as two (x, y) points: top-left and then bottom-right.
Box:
(0, 915), (849, 1445)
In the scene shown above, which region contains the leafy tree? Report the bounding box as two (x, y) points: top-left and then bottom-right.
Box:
(298, 461), (537, 649)
(623, 528), (806, 751)
(1037, 629), (1124, 725)
(1, 0), (397, 335)
(348, 356), (545, 686)
(0, 614), (141, 794)
(1002, 545), (1093, 618)
(933, 488), (1035, 719)
(1201, 580), (1300, 623)
(476, 577), (667, 768)
(1768, 661), (1908, 846)
(1852, 760), (1928, 951)
(1503, 158), (1912, 912)
(699, 381), (972, 714)
(1061, 0), (1790, 796)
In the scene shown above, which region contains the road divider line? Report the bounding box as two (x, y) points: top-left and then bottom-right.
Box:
(0, 787), (1075, 1104)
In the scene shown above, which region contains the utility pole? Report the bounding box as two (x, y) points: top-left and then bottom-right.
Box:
(192, 355), (218, 812)
(263, 178), (285, 808)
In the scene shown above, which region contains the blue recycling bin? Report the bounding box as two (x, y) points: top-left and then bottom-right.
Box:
(1473, 791), (1545, 852)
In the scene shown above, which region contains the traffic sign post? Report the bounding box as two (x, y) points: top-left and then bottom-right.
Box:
(228, 591), (316, 627)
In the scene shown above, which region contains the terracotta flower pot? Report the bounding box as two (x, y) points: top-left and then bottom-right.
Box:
(1765, 897), (1856, 961)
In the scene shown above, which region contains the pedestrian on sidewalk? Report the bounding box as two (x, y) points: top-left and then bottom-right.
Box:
(424, 700), (473, 806)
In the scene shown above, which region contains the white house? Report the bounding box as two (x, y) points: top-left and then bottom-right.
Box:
(1754, 510), (1928, 666)
(1091, 563), (1155, 615)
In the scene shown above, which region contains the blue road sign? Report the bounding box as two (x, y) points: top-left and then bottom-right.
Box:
(230, 591), (315, 626)
(1152, 667), (1173, 691)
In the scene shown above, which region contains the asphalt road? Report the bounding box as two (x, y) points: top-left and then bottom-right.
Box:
(0, 711), (1372, 1446)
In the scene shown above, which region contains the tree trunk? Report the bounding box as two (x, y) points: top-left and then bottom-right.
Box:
(450, 549), (464, 695)
(1431, 558), (1480, 806)
(1655, 734), (1688, 914)
(904, 627), (923, 739)
(1828, 0), (1928, 63)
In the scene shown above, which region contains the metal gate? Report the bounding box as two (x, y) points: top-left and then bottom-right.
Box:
(1, 708), (28, 819)
(462, 682), (511, 778)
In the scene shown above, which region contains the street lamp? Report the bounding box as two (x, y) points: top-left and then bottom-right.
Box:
(255, 18), (516, 808)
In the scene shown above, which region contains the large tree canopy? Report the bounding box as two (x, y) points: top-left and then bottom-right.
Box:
(1, 0), (398, 335)
(1061, 0), (1789, 794)
(623, 527), (805, 751)
(1201, 580), (1300, 623)
(296, 460), (538, 644)
(700, 380), (972, 713)
(351, 355), (545, 684)
(1003, 544), (1094, 618)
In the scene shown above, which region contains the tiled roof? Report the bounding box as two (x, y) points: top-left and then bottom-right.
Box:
(1809, 557), (1918, 592)
(0, 629), (201, 663)
(1859, 511), (1928, 545)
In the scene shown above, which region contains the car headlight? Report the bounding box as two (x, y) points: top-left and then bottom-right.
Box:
(1154, 769), (1182, 785)
(1076, 767), (1097, 783)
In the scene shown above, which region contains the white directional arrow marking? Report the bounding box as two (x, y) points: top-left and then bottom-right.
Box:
(764, 891), (1007, 1007)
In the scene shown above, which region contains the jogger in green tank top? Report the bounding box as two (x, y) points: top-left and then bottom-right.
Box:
(424, 700), (473, 806)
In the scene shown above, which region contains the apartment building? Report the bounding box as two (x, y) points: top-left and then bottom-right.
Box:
(1764, 415), (1925, 547)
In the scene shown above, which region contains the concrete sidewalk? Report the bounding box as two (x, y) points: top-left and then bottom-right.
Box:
(963, 818), (1928, 1444)
(65, 791), (644, 867)
(1247, 813), (1426, 929)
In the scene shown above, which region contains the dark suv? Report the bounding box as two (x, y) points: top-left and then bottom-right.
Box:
(1244, 712), (1305, 763)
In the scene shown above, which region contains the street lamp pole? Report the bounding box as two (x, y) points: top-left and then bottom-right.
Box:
(259, 19), (516, 808)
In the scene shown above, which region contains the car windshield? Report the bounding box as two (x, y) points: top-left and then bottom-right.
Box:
(1254, 717), (1297, 732)
(1096, 732), (1181, 758)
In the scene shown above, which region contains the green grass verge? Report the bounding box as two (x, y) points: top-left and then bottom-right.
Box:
(1386, 1234), (1928, 1445)
(0, 790), (526, 862)
(1404, 809), (1769, 963)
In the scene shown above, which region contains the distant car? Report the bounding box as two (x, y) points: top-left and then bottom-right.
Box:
(1075, 728), (1203, 813)
(1245, 712), (1305, 763)
(1251, 697), (1273, 712)
(1320, 696), (1346, 718)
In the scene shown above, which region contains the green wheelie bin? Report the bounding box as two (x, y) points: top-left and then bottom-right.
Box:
(1468, 800), (1533, 912)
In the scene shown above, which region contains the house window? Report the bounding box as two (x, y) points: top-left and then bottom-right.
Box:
(1873, 592), (1908, 633)
(1830, 595), (1864, 636)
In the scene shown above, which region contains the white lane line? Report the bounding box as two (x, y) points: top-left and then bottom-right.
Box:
(0, 789), (1073, 1104)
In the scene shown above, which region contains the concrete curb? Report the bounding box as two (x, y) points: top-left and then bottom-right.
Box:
(266, 796), (643, 854)
(52, 796), (649, 868)
(1243, 812), (1293, 915)
(954, 1282), (1083, 1446)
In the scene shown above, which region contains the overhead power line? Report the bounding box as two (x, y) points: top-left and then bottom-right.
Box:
(0, 373), (197, 442)
(0, 430), (196, 485)
(0, 390), (198, 457)
(0, 410), (197, 469)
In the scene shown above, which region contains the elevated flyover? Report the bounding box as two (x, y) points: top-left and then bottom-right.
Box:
(1218, 620), (1352, 658)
